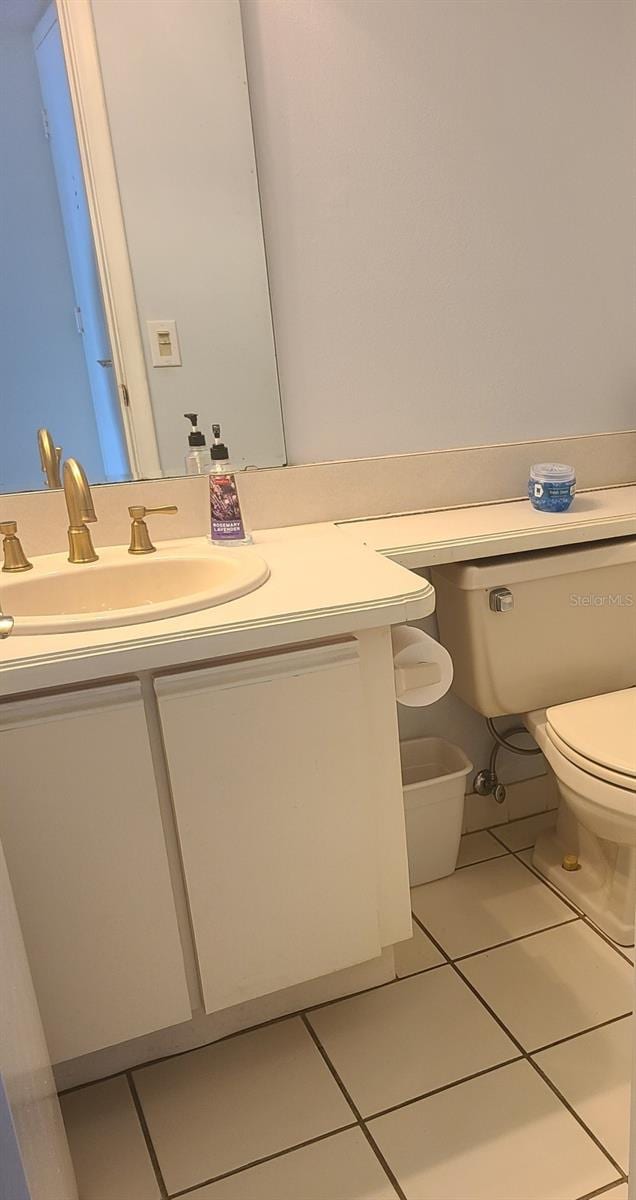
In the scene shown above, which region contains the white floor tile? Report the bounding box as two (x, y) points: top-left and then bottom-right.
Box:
(190, 1128), (397, 1200)
(307, 966), (516, 1117)
(456, 830), (507, 868)
(411, 854), (574, 959)
(460, 922), (633, 1050)
(517, 847), (583, 910)
(602, 1185), (629, 1199)
(394, 924), (444, 978)
(534, 1016), (632, 1170)
(586, 920), (634, 964)
(132, 1018), (353, 1195)
(61, 1076), (159, 1200)
(494, 810), (557, 852)
(369, 1059), (618, 1200)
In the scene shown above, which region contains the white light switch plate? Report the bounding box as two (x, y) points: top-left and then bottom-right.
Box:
(147, 319), (182, 367)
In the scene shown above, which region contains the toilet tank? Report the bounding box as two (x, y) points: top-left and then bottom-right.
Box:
(431, 538), (636, 717)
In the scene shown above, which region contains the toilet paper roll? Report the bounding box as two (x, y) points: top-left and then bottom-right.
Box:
(391, 624), (454, 707)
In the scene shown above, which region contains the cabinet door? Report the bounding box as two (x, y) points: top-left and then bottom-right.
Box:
(0, 683), (191, 1063)
(156, 643), (382, 1013)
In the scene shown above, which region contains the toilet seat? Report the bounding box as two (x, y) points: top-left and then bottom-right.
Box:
(544, 725), (636, 792)
(546, 689), (636, 792)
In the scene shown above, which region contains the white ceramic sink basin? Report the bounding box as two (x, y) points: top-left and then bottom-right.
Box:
(2, 544), (270, 635)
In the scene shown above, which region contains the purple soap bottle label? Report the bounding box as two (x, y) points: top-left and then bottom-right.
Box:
(210, 473), (246, 540)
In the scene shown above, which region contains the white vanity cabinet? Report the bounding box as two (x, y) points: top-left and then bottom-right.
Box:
(0, 626), (412, 1064)
(0, 682), (191, 1063)
(155, 634), (410, 1014)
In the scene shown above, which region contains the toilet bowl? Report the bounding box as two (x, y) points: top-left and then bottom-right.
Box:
(526, 689), (636, 945)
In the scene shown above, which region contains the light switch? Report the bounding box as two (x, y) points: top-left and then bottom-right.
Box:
(147, 319), (182, 367)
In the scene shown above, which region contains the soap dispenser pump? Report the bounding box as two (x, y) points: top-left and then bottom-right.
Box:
(208, 423), (251, 546)
(183, 413), (208, 475)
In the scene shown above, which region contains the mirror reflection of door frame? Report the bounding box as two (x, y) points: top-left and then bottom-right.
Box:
(55, 0), (162, 481)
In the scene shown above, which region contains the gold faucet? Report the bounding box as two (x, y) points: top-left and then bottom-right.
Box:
(0, 522), (32, 572)
(37, 428), (62, 489)
(128, 505), (178, 554)
(63, 459), (98, 564)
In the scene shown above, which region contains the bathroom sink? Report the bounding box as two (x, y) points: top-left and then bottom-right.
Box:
(2, 544), (270, 635)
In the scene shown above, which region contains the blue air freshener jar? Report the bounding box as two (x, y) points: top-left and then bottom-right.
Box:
(528, 463), (576, 513)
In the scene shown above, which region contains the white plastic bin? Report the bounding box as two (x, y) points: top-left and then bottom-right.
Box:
(400, 737), (473, 887)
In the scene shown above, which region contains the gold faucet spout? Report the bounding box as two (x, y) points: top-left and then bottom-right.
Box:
(63, 459), (98, 564)
(37, 428), (62, 489)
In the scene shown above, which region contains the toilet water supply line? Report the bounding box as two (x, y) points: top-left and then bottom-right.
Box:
(473, 718), (542, 804)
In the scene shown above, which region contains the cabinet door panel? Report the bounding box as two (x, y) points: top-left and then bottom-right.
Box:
(0, 683), (191, 1062)
(156, 644), (381, 1013)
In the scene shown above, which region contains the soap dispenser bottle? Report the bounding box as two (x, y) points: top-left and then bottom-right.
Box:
(208, 424), (251, 546)
(184, 413), (208, 475)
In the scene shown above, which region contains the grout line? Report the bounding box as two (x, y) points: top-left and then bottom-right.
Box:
(485, 804), (557, 832)
(58, 972), (405, 1098)
(126, 1072), (169, 1200)
(300, 1013), (406, 1200)
(455, 849), (510, 871)
(501, 839), (635, 967)
(575, 1179), (628, 1200)
(64, 871), (631, 1199)
(452, 915), (581, 963)
(580, 914), (635, 967)
(394, 959), (447, 981)
(411, 913), (629, 1182)
(530, 1011), (633, 1057)
(167, 1122), (360, 1198)
(60, 929), (455, 1100)
(503, 841), (588, 916)
(58, 834), (630, 1101)
(364, 1055), (523, 1123)
(411, 912), (529, 1052)
(530, 1056), (627, 1181)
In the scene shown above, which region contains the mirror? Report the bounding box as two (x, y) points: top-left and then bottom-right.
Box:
(0, 0), (285, 494)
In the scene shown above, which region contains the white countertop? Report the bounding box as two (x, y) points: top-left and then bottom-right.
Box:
(2, 484), (633, 697)
(338, 485), (636, 567)
(0, 525), (434, 697)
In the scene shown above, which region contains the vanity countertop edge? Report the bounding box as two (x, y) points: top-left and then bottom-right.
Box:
(1, 484), (634, 697)
(337, 484), (636, 567)
(0, 525), (434, 697)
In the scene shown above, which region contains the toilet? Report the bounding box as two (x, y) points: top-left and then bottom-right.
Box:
(527, 693), (636, 944)
(431, 538), (636, 945)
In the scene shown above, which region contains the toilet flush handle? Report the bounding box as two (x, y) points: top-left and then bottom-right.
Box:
(489, 587), (514, 613)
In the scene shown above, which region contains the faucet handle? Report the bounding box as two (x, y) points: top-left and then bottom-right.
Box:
(128, 505), (178, 554)
(0, 521), (33, 573)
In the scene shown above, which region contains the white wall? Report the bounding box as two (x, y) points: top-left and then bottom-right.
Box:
(90, 0), (286, 475)
(0, 29), (104, 492)
(241, 0), (636, 464)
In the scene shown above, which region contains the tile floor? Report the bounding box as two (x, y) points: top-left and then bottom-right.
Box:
(61, 815), (634, 1200)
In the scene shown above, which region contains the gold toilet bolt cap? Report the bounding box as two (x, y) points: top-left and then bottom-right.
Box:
(562, 853), (581, 872)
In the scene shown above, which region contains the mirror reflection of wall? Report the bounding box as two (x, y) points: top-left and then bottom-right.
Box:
(1, 0), (129, 492)
(1, 0), (285, 496)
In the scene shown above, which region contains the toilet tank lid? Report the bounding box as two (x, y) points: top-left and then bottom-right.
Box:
(547, 689), (636, 778)
(432, 537), (636, 590)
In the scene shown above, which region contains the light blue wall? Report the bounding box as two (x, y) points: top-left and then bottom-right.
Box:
(0, 30), (104, 493)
